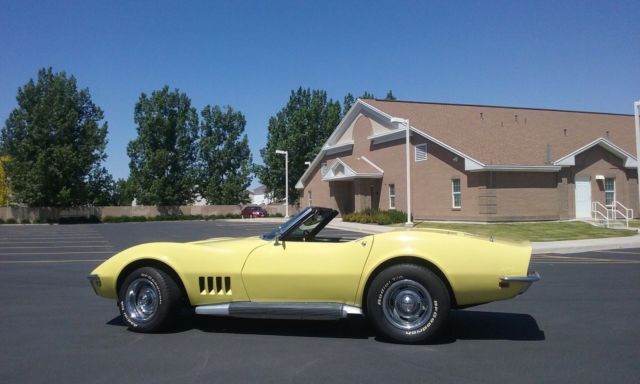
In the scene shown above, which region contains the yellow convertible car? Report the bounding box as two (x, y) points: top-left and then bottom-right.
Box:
(89, 206), (539, 343)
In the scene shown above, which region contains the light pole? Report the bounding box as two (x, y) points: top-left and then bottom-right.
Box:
(634, 101), (640, 216)
(275, 149), (289, 218)
(390, 117), (413, 227)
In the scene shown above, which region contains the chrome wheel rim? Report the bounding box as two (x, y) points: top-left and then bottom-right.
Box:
(382, 279), (433, 330)
(124, 278), (159, 323)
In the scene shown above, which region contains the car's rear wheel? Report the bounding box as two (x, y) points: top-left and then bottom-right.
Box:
(367, 264), (450, 343)
(118, 267), (182, 332)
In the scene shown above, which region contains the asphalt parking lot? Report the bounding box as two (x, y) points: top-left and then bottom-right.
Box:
(1, 221), (639, 384)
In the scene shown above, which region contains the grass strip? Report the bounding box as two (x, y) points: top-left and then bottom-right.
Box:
(414, 221), (637, 242)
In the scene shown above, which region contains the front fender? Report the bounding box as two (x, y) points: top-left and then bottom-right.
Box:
(90, 239), (268, 304)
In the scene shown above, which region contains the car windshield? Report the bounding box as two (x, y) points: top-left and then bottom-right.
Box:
(287, 209), (335, 239)
(260, 208), (311, 240)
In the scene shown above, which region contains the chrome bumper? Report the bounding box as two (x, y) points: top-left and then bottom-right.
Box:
(87, 274), (101, 295)
(500, 271), (540, 294)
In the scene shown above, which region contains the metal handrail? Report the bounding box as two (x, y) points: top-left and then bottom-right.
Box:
(612, 201), (633, 227)
(591, 201), (609, 227)
(593, 200), (633, 228)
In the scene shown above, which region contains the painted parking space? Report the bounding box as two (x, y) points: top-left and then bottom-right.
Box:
(0, 221), (366, 265)
(0, 225), (116, 263)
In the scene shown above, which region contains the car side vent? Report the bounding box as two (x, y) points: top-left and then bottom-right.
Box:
(199, 276), (232, 295)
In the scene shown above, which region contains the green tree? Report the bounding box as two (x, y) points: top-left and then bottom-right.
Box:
(127, 86), (199, 205)
(342, 93), (356, 117)
(113, 178), (135, 206)
(0, 68), (111, 206)
(87, 166), (115, 205)
(384, 90), (397, 100)
(257, 87), (341, 202)
(0, 155), (9, 205)
(361, 91), (375, 99)
(198, 105), (252, 204)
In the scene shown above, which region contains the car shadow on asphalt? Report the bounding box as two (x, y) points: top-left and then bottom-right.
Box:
(108, 309), (544, 344)
(440, 310), (545, 343)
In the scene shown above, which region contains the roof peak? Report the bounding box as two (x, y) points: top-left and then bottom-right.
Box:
(364, 98), (633, 117)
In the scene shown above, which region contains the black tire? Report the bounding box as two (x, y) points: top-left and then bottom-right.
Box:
(366, 264), (450, 343)
(118, 267), (182, 332)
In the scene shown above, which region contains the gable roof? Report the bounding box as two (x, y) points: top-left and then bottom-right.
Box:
(321, 157), (383, 182)
(554, 137), (637, 168)
(296, 99), (636, 188)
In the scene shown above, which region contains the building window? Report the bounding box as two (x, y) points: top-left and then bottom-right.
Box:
(308, 190), (312, 207)
(415, 143), (427, 162)
(452, 179), (461, 208)
(388, 184), (396, 209)
(604, 178), (615, 206)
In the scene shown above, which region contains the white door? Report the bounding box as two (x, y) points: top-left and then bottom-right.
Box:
(575, 176), (592, 218)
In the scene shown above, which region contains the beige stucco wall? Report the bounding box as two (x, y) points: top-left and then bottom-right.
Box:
(0, 205), (241, 222)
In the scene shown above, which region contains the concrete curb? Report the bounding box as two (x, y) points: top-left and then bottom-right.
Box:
(327, 221), (394, 234)
(531, 235), (640, 254)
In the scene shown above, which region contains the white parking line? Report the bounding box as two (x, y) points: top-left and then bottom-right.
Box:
(0, 240), (110, 244)
(0, 245), (113, 249)
(532, 254), (640, 264)
(0, 235), (104, 240)
(587, 250), (640, 255)
(0, 251), (115, 255)
(0, 259), (107, 264)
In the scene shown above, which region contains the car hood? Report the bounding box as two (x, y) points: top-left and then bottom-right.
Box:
(188, 236), (263, 247)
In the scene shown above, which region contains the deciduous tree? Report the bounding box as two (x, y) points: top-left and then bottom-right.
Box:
(198, 105), (252, 204)
(0, 155), (9, 205)
(257, 87), (341, 202)
(0, 68), (111, 206)
(127, 86), (199, 205)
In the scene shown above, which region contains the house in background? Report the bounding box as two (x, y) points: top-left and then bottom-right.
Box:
(249, 185), (272, 206)
(295, 99), (638, 221)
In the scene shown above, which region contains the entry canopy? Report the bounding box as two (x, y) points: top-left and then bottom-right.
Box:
(321, 157), (384, 182)
(554, 137), (638, 168)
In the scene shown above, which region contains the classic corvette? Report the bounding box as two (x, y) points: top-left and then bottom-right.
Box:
(89, 206), (539, 343)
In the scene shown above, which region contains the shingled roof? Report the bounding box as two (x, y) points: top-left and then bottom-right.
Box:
(296, 99), (636, 189)
(364, 99), (634, 166)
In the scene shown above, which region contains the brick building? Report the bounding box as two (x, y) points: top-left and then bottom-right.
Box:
(295, 99), (638, 221)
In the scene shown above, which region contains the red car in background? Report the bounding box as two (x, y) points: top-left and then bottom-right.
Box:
(241, 206), (269, 219)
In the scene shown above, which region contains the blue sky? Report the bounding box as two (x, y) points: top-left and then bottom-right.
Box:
(1, 1), (638, 183)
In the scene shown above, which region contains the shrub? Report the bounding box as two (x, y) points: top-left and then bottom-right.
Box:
(102, 215), (148, 223)
(342, 209), (407, 225)
(58, 216), (101, 224)
(5, 218), (17, 224)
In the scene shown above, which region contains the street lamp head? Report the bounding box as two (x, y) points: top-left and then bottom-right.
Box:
(275, 150), (287, 155)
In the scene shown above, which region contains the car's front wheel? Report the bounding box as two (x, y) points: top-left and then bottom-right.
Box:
(367, 264), (450, 343)
(118, 267), (182, 332)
